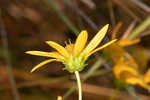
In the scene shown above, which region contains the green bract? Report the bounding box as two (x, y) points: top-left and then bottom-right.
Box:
(64, 55), (87, 72)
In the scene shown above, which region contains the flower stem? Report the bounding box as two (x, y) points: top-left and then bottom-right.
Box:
(75, 71), (82, 100)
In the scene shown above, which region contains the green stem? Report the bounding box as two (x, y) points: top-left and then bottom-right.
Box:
(126, 86), (140, 100)
(63, 58), (103, 100)
(75, 71), (82, 100)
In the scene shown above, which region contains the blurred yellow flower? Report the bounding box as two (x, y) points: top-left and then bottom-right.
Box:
(104, 22), (150, 90)
(104, 22), (141, 64)
(113, 57), (150, 90)
(26, 24), (116, 73)
(57, 96), (62, 100)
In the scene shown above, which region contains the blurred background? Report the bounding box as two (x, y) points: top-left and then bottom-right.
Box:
(0, 0), (150, 100)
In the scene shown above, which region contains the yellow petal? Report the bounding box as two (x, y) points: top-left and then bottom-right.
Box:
(48, 52), (64, 60)
(25, 51), (64, 60)
(113, 64), (137, 79)
(86, 39), (117, 58)
(74, 30), (88, 56)
(118, 38), (140, 47)
(125, 77), (146, 88)
(126, 77), (150, 90)
(128, 47), (148, 71)
(104, 43), (125, 63)
(46, 41), (69, 58)
(57, 96), (62, 100)
(144, 69), (150, 83)
(65, 44), (74, 55)
(31, 59), (56, 72)
(83, 24), (109, 55)
(111, 22), (123, 39)
(125, 52), (139, 69)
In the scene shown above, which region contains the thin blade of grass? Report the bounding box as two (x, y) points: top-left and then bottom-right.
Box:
(126, 86), (140, 100)
(129, 0), (150, 12)
(112, 0), (141, 22)
(46, 0), (79, 35)
(81, 0), (96, 9)
(0, 10), (20, 100)
(108, 0), (116, 27)
(63, 0), (99, 31)
(121, 21), (136, 40)
(128, 16), (150, 40)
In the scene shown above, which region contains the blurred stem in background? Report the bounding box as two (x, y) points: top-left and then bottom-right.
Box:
(63, 0), (99, 31)
(126, 86), (140, 100)
(129, 0), (150, 12)
(128, 16), (150, 40)
(109, 88), (120, 100)
(0, 10), (20, 100)
(47, 0), (79, 35)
